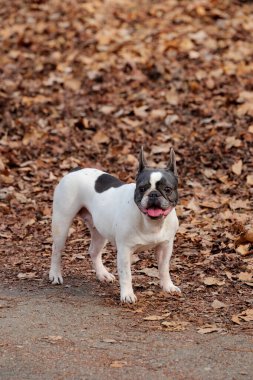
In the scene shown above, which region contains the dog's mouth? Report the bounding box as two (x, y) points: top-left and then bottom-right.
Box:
(142, 207), (173, 219)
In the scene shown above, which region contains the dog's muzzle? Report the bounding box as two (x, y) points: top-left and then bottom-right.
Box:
(141, 191), (173, 219)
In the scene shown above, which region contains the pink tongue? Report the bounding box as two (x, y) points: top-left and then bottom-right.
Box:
(147, 209), (164, 217)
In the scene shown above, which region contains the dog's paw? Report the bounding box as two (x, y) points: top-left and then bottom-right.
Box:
(120, 292), (137, 304)
(49, 270), (63, 285)
(161, 282), (181, 294)
(96, 269), (115, 283)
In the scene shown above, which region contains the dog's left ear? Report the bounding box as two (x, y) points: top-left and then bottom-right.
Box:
(138, 146), (147, 174)
(167, 148), (178, 177)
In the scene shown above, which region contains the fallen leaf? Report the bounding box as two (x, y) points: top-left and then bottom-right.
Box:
(236, 244), (251, 256)
(139, 267), (160, 278)
(144, 315), (164, 321)
(64, 78), (81, 91)
(161, 321), (189, 331)
(43, 335), (63, 344)
(231, 160), (243, 175)
(110, 360), (127, 368)
(203, 168), (216, 179)
(211, 300), (227, 309)
(237, 309), (253, 322)
(200, 201), (220, 209)
(236, 229), (253, 245)
(99, 105), (116, 115)
(197, 325), (222, 334)
(238, 272), (253, 283)
(185, 198), (200, 212)
(246, 175), (253, 185)
(150, 109), (167, 119)
(231, 314), (241, 324)
(102, 338), (117, 343)
(17, 272), (36, 280)
(203, 277), (225, 286)
(165, 91), (179, 106)
(134, 106), (148, 118)
(225, 136), (242, 149)
(164, 114), (179, 126)
(93, 131), (110, 144)
(229, 200), (250, 210)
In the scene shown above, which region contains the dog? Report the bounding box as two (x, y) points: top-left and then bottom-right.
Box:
(49, 147), (180, 303)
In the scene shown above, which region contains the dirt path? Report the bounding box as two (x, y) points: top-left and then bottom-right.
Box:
(1, 283), (252, 380)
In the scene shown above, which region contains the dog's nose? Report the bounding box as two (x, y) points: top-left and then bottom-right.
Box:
(149, 191), (159, 198)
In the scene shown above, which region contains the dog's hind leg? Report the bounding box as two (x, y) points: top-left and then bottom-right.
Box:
(49, 207), (77, 285)
(80, 209), (115, 283)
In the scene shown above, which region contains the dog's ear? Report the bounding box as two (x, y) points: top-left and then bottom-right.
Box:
(167, 147), (178, 177)
(138, 146), (147, 174)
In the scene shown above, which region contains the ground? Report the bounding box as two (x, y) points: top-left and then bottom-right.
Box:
(0, 1), (253, 379)
(1, 283), (253, 380)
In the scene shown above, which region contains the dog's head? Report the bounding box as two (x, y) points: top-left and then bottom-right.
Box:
(134, 147), (178, 220)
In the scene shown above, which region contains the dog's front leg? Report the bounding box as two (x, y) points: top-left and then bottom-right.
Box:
(117, 245), (137, 303)
(156, 240), (181, 293)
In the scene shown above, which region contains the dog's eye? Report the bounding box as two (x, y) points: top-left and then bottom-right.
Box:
(165, 187), (172, 193)
(139, 187), (146, 193)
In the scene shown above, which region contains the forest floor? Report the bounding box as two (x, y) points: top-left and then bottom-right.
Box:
(0, 1), (253, 379)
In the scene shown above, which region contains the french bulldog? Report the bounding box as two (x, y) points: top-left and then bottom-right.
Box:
(49, 147), (180, 303)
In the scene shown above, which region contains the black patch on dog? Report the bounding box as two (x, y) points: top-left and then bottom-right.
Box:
(95, 173), (124, 193)
(70, 167), (82, 173)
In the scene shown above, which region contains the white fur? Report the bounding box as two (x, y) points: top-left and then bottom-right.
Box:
(149, 172), (162, 191)
(49, 168), (180, 303)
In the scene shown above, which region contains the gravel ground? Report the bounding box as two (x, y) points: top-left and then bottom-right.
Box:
(1, 282), (252, 380)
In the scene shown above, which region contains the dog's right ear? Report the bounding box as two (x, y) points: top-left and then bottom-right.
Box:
(138, 146), (147, 174)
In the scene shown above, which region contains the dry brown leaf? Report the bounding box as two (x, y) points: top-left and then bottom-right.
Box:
(197, 325), (222, 334)
(211, 300), (227, 309)
(225, 136), (242, 149)
(246, 175), (253, 185)
(238, 272), (253, 283)
(102, 338), (117, 343)
(236, 244), (251, 256)
(151, 144), (170, 154)
(93, 131), (110, 144)
(144, 315), (164, 321)
(231, 314), (241, 324)
(161, 321), (189, 331)
(164, 114), (179, 126)
(185, 198), (200, 212)
(200, 201), (220, 209)
(231, 160), (243, 175)
(99, 105), (116, 115)
(110, 361), (127, 368)
(64, 78), (81, 91)
(17, 272), (36, 280)
(236, 309), (253, 322)
(150, 109), (167, 119)
(203, 277), (225, 286)
(139, 267), (159, 278)
(43, 335), (63, 344)
(165, 91), (179, 106)
(134, 106), (148, 118)
(229, 200), (250, 210)
(236, 229), (253, 245)
(237, 103), (253, 117)
(203, 168), (216, 179)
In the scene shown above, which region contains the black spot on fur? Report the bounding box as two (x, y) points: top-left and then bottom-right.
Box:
(70, 167), (82, 173)
(95, 173), (124, 193)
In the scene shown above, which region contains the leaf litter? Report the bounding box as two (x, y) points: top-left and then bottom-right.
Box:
(0, 0), (253, 334)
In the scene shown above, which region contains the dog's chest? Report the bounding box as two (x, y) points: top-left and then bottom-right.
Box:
(131, 227), (172, 252)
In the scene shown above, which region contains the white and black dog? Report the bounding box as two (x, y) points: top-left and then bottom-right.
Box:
(49, 148), (180, 303)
